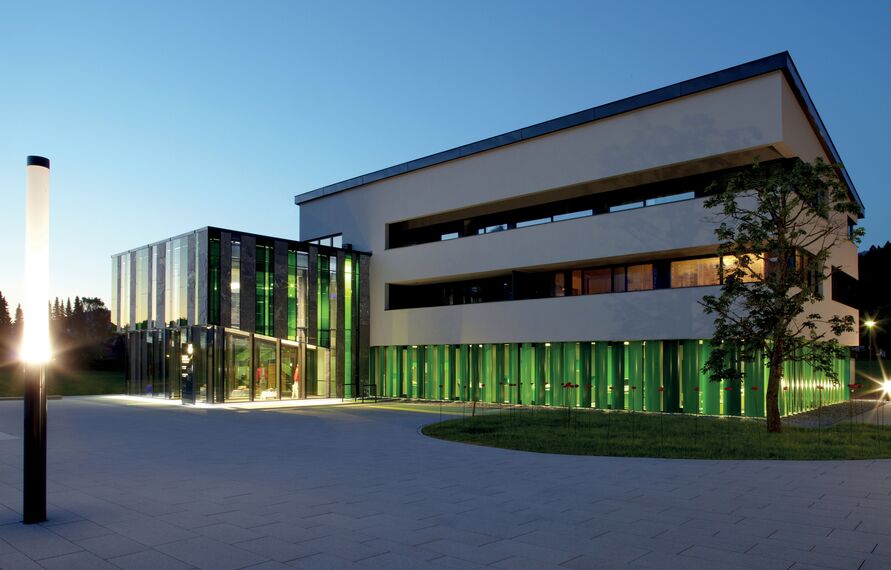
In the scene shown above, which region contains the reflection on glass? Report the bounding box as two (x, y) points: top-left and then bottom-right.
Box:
(553, 273), (566, 297)
(671, 257), (720, 288)
(254, 338), (278, 400)
(571, 270), (582, 296)
(281, 343), (301, 399)
(225, 333), (250, 401)
(627, 264), (654, 291)
(231, 241), (241, 328)
(612, 267), (626, 293)
(256, 244), (273, 336)
(722, 255), (764, 283)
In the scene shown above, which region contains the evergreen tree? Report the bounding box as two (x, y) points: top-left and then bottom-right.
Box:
(701, 158), (861, 433)
(13, 304), (24, 339)
(0, 291), (11, 361)
(0, 291), (10, 332)
(65, 298), (72, 321)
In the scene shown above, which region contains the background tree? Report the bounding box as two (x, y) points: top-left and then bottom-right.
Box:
(0, 291), (11, 363)
(13, 304), (24, 343)
(701, 158), (862, 433)
(858, 242), (891, 355)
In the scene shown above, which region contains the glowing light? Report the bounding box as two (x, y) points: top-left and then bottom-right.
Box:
(187, 343), (194, 356)
(865, 320), (877, 329)
(231, 281), (240, 291)
(883, 380), (891, 396)
(20, 158), (51, 364)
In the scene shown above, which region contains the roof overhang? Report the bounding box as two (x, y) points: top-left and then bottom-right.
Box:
(294, 52), (863, 215)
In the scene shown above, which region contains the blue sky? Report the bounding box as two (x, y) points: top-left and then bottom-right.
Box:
(0, 1), (888, 310)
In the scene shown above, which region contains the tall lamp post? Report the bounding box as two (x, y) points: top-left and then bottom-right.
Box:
(21, 155), (51, 524)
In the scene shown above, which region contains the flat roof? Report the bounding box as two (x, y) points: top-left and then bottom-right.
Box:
(294, 51), (862, 213)
(111, 226), (371, 258)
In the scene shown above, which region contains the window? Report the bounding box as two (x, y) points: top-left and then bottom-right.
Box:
(670, 258), (720, 288)
(516, 217), (550, 228)
(553, 210), (592, 222)
(612, 267), (626, 293)
(225, 332), (250, 401)
(553, 273), (566, 297)
(231, 241), (241, 329)
(254, 338), (278, 400)
(645, 192), (695, 206)
(571, 270), (582, 296)
(722, 255), (764, 283)
(609, 201), (644, 213)
(308, 233), (343, 247)
(583, 268), (612, 294)
(386, 162), (781, 249)
(627, 264), (654, 291)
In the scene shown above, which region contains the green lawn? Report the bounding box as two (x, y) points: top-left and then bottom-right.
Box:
(0, 367), (125, 397)
(422, 408), (891, 460)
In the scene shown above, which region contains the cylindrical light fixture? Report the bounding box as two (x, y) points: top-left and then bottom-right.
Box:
(22, 155), (50, 525)
(21, 155), (51, 364)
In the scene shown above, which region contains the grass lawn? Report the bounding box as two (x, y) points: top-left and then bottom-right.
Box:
(422, 407), (891, 460)
(0, 367), (124, 397)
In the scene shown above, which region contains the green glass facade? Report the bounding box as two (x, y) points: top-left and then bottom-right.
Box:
(370, 340), (850, 417)
(116, 227), (370, 404)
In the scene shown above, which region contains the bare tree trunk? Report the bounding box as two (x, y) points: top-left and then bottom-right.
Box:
(766, 340), (784, 433)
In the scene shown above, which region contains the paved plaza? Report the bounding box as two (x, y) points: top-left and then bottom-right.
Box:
(1, 398), (891, 569)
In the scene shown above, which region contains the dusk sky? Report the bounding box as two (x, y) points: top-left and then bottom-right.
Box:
(0, 1), (888, 310)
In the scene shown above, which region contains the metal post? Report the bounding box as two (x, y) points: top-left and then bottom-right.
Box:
(23, 365), (47, 524)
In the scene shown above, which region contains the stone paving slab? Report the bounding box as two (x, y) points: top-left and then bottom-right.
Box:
(0, 397), (890, 569)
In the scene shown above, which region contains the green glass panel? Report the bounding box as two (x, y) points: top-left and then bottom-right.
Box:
(643, 341), (662, 412)
(663, 341), (680, 413)
(681, 340), (700, 414)
(609, 342), (624, 410)
(701, 341), (720, 415)
(287, 251), (297, 341)
(255, 244), (273, 336)
(626, 341), (643, 411)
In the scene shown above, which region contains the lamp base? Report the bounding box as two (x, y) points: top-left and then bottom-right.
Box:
(23, 365), (46, 524)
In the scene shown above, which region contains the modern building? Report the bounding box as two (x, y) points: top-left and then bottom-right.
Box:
(111, 227), (370, 403)
(291, 52), (861, 416)
(114, 52), (861, 416)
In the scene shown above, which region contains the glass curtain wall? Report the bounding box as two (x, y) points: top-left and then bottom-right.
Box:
(134, 248), (149, 329)
(253, 337), (278, 400)
(370, 341), (851, 417)
(209, 237), (220, 324)
(256, 243), (273, 336)
(281, 341), (301, 399)
(120, 253), (130, 330)
(225, 331), (251, 401)
(231, 241), (241, 328)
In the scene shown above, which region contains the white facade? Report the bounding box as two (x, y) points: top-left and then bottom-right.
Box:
(296, 55), (861, 349)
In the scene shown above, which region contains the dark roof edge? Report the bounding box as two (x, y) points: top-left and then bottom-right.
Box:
(294, 52), (862, 213)
(111, 226), (372, 259)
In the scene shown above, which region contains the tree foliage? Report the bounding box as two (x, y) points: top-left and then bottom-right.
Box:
(700, 158), (862, 432)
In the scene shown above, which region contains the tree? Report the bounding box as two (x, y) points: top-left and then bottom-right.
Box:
(701, 158), (862, 433)
(13, 304), (24, 341)
(0, 291), (11, 361)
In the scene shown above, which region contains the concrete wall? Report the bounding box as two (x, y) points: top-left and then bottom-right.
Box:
(293, 71), (860, 348)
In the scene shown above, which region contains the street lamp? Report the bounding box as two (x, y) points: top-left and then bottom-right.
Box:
(21, 155), (51, 524)
(864, 319), (877, 362)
